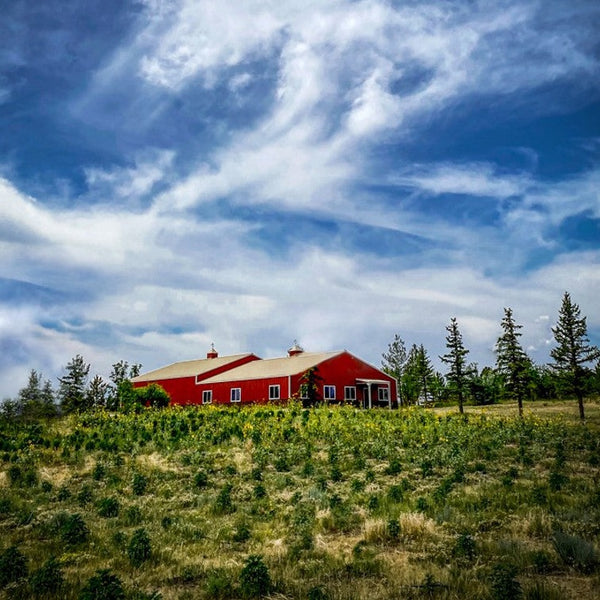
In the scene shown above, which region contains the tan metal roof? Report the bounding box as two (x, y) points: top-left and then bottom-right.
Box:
(131, 353), (255, 382)
(200, 351), (344, 383)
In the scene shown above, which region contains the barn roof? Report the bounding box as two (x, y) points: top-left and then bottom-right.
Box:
(131, 353), (256, 382)
(200, 350), (344, 383)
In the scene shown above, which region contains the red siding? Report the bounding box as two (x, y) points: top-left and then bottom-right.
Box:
(133, 354), (260, 404)
(193, 351), (397, 407)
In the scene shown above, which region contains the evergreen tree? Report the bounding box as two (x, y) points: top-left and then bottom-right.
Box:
(440, 318), (471, 414)
(550, 292), (600, 420)
(86, 375), (109, 409)
(495, 308), (531, 417)
(299, 367), (323, 407)
(414, 344), (435, 404)
(401, 344), (421, 405)
(58, 355), (90, 414)
(381, 334), (407, 404)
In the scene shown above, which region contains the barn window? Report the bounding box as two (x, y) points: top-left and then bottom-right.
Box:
(299, 384), (308, 399)
(269, 385), (280, 400)
(230, 388), (241, 403)
(202, 390), (212, 404)
(378, 387), (389, 402)
(344, 386), (356, 401)
(324, 385), (336, 401)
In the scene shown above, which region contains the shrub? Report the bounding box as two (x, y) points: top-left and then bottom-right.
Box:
(387, 518), (400, 541)
(489, 563), (522, 600)
(127, 528), (152, 567)
(29, 556), (63, 597)
(92, 462), (106, 481)
(193, 470), (208, 489)
(213, 484), (235, 515)
(307, 586), (329, 600)
(125, 505), (143, 526)
(132, 473), (148, 496)
(79, 569), (125, 600)
(453, 533), (476, 561)
(239, 555), (271, 598)
(59, 513), (89, 546)
(57, 485), (71, 501)
(385, 457), (402, 475)
(233, 523), (251, 543)
(97, 497), (120, 518)
(0, 545), (28, 588)
(552, 531), (598, 574)
(549, 471), (568, 492)
(77, 486), (94, 506)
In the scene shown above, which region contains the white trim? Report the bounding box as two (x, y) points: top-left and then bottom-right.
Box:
(344, 386), (356, 401)
(324, 385), (336, 401)
(230, 387), (241, 403)
(269, 384), (280, 400)
(202, 390), (212, 404)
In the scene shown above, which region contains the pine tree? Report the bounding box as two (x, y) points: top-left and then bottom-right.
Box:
(299, 367), (323, 407)
(440, 318), (471, 414)
(381, 334), (407, 404)
(58, 355), (90, 414)
(86, 375), (109, 409)
(414, 344), (435, 404)
(495, 308), (531, 417)
(550, 292), (600, 420)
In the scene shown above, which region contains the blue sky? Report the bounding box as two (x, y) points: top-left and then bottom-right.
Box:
(1, 0), (599, 398)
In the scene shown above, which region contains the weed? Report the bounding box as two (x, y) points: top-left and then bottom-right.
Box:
(523, 579), (565, 600)
(552, 531), (598, 574)
(92, 462), (106, 481)
(213, 483), (235, 514)
(194, 470), (208, 489)
(125, 505), (143, 526)
(206, 568), (233, 599)
(57, 513), (89, 546)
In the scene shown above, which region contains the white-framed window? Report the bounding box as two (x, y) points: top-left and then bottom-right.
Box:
(269, 385), (280, 400)
(299, 383), (308, 400)
(202, 390), (212, 404)
(378, 387), (389, 402)
(324, 385), (336, 401)
(230, 388), (241, 403)
(344, 386), (356, 401)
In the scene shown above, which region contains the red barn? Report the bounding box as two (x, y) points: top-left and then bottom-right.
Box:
(133, 344), (397, 408)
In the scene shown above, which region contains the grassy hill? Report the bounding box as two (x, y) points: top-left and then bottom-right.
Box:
(1, 401), (599, 599)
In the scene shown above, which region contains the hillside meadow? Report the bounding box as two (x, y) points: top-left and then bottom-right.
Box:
(0, 401), (599, 599)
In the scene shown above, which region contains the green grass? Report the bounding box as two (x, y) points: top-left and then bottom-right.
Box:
(0, 401), (599, 599)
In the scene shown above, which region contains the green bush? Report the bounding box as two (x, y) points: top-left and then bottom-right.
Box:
(97, 497), (120, 518)
(213, 484), (235, 514)
(193, 470), (208, 489)
(79, 569), (125, 600)
(489, 563), (522, 600)
(58, 513), (89, 546)
(127, 528), (152, 567)
(239, 555), (271, 598)
(92, 462), (106, 481)
(0, 545), (28, 588)
(132, 473), (148, 496)
(29, 556), (64, 597)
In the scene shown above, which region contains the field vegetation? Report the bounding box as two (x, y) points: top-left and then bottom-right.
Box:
(1, 400), (599, 599)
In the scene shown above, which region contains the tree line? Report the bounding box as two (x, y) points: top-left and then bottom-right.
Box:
(1, 359), (170, 421)
(382, 292), (600, 419)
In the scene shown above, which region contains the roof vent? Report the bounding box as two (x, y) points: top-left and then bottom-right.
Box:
(207, 343), (218, 359)
(288, 340), (304, 357)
